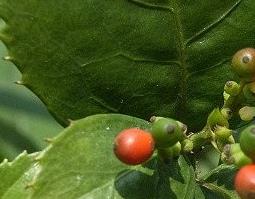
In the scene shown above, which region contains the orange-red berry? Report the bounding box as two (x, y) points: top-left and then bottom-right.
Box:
(235, 164), (255, 199)
(113, 128), (155, 165)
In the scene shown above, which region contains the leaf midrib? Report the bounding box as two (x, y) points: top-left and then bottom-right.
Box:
(171, 0), (188, 119)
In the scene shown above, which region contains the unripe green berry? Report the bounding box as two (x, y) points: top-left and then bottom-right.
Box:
(224, 81), (240, 96)
(181, 139), (193, 153)
(239, 106), (255, 121)
(240, 125), (255, 161)
(243, 82), (255, 101)
(233, 152), (253, 168)
(231, 48), (255, 82)
(230, 143), (242, 155)
(207, 108), (229, 129)
(157, 142), (181, 161)
(216, 134), (235, 152)
(150, 118), (185, 149)
(214, 126), (232, 140)
(222, 144), (252, 168)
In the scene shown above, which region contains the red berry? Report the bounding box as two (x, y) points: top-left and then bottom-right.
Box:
(113, 128), (155, 165)
(235, 164), (255, 199)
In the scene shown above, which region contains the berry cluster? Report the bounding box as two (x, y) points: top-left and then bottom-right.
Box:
(113, 117), (187, 165)
(231, 125), (255, 199)
(113, 48), (255, 199)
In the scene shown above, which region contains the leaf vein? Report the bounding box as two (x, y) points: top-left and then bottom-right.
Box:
(185, 0), (242, 46)
(171, 0), (188, 118)
(188, 58), (230, 77)
(127, 0), (174, 12)
(81, 52), (179, 68)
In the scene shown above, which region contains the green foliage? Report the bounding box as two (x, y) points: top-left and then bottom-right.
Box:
(207, 108), (229, 129)
(0, 114), (239, 198)
(1, 1), (255, 198)
(200, 164), (239, 199)
(0, 151), (38, 199)
(1, 0), (255, 130)
(195, 145), (220, 180)
(0, 42), (62, 160)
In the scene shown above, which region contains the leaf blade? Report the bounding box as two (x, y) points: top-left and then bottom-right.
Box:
(1, 1), (255, 129)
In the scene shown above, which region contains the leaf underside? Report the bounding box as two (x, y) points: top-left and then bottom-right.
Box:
(1, 0), (255, 129)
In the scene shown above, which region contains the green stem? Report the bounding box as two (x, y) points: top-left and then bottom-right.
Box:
(188, 128), (213, 151)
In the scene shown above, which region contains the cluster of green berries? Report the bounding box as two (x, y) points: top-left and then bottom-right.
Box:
(113, 117), (187, 165)
(113, 47), (255, 199)
(227, 48), (255, 199)
(225, 48), (255, 121)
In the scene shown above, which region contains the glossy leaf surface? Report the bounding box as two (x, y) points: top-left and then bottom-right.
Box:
(1, 1), (255, 129)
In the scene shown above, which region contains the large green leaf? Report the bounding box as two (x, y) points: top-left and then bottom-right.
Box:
(31, 114), (199, 198)
(30, 114), (152, 199)
(0, 41), (63, 160)
(1, 1), (255, 129)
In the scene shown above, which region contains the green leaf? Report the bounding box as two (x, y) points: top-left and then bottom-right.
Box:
(1, 1), (255, 129)
(0, 151), (39, 199)
(1, 114), (240, 198)
(195, 145), (220, 180)
(194, 184), (206, 199)
(29, 114), (197, 198)
(115, 156), (196, 199)
(0, 41), (63, 160)
(200, 164), (239, 199)
(31, 114), (151, 198)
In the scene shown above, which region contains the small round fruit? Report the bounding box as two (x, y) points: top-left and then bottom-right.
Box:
(235, 164), (255, 199)
(231, 48), (255, 82)
(113, 128), (155, 165)
(157, 142), (182, 161)
(150, 118), (184, 148)
(239, 106), (255, 121)
(207, 108), (229, 128)
(224, 81), (240, 96)
(240, 125), (255, 161)
(243, 82), (255, 102)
